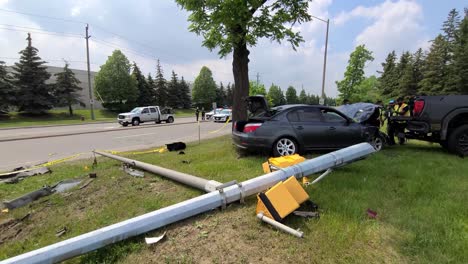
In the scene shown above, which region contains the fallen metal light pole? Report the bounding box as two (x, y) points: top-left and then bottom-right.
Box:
(93, 150), (222, 192)
(1, 143), (375, 264)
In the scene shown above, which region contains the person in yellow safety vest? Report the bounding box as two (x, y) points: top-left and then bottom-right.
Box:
(393, 97), (410, 117)
(387, 97), (409, 145)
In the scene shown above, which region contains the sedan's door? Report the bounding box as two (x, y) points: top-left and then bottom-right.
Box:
(140, 108), (152, 122)
(320, 109), (363, 147)
(287, 107), (330, 149)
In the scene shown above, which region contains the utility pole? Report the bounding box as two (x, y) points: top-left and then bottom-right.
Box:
(85, 24), (95, 120)
(320, 18), (330, 105)
(256, 72), (260, 87)
(310, 15), (330, 105)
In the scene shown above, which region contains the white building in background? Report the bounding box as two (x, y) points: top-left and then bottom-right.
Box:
(6, 65), (104, 110)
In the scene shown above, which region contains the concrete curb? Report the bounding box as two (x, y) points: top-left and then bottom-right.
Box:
(0, 120), (212, 143)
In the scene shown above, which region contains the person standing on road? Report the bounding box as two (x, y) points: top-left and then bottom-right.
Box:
(195, 107), (200, 122)
(201, 108), (205, 121)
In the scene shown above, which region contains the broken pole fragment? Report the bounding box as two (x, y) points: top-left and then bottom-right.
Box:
(2, 143), (375, 264)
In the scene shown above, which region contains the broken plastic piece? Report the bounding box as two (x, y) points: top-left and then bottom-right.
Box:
(3, 187), (53, 210)
(56, 227), (68, 237)
(145, 231), (166, 245)
(1, 208), (8, 213)
(367, 209), (377, 219)
(122, 164), (144, 178)
(0, 167), (51, 184)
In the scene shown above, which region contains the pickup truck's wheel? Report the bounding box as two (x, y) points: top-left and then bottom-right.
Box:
(273, 137), (298, 157)
(122, 123), (128, 127)
(448, 125), (468, 156)
(132, 118), (140, 126)
(166, 116), (174, 123)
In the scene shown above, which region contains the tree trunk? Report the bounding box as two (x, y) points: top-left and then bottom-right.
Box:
(232, 42), (250, 122)
(68, 104), (73, 116)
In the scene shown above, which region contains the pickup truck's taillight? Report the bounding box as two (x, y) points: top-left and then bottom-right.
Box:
(243, 123), (262, 133)
(413, 100), (425, 116)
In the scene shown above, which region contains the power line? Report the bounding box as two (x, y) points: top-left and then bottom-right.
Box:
(0, 24), (83, 37)
(0, 8), (85, 24)
(91, 38), (159, 61)
(0, 27), (83, 38)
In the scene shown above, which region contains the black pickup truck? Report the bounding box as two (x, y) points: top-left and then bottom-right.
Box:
(394, 95), (468, 156)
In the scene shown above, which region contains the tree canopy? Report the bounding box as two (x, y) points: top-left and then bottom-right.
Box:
(285, 86), (299, 104)
(0, 61), (15, 112)
(94, 50), (138, 112)
(192, 66), (217, 108)
(336, 45), (374, 100)
(175, 0), (312, 121)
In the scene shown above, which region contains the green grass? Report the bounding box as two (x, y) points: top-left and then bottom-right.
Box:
(0, 109), (116, 128)
(0, 137), (467, 263)
(174, 108), (195, 118)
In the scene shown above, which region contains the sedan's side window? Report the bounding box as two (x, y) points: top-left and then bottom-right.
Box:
(321, 110), (346, 123)
(141, 108), (149, 114)
(150, 108), (157, 113)
(287, 110), (300, 122)
(298, 108), (322, 122)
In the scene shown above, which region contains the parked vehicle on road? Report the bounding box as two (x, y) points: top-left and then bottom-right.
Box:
(393, 95), (468, 156)
(232, 96), (382, 156)
(213, 109), (232, 123)
(117, 106), (175, 127)
(206, 108), (224, 120)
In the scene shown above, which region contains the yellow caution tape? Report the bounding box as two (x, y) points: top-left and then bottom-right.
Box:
(0, 153), (83, 177)
(209, 116), (230, 134)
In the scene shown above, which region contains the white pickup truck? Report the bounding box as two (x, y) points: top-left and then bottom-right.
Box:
(117, 106), (175, 127)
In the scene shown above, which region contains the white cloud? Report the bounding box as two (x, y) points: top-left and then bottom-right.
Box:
(333, 0), (429, 77)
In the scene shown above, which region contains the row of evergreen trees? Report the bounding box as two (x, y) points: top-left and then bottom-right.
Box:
(379, 8), (468, 98)
(0, 34), (83, 115)
(250, 82), (336, 106)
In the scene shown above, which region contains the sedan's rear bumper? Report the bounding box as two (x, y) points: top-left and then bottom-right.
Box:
(232, 131), (272, 151)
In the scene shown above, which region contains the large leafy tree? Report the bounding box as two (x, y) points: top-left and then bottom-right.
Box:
(336, 45), (374, 100)
(0, 61), (15, 112)
(167, 71), (181, 108)
(267, 84), (285, 106)
(285, 86), (299, 104)
(154, 59), (168, 106)
(175, 0), (312, 121)
(419, 35), (450, 95)
(378, 51), (399, 97)
(179, 77), (192, 108)
(353, 75), (380, 102)
(12, 33), (54, 114)
(53, 62), (83, 116)
(132, 63), (153, 106)
(95, 50), (137, 112)
(192, 66), (217, 108)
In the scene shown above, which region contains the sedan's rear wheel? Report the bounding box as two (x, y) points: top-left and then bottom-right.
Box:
(273, 138), (298, 157)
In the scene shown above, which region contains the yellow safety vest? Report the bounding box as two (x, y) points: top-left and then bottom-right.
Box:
(393, 103), (410, 117)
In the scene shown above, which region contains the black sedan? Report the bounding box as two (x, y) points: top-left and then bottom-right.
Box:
(232, 96), (382, 156)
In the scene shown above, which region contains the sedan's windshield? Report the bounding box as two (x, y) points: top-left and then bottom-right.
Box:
(130, 108), (142, 113)
(221, 110), (231, 115)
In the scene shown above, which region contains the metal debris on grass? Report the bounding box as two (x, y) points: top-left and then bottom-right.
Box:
(145, 231), (166, 245)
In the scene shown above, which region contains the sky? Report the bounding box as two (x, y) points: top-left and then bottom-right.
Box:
(0, 0), (466, 97)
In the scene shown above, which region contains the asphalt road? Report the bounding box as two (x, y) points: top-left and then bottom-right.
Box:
(0, 118), (232, 171)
